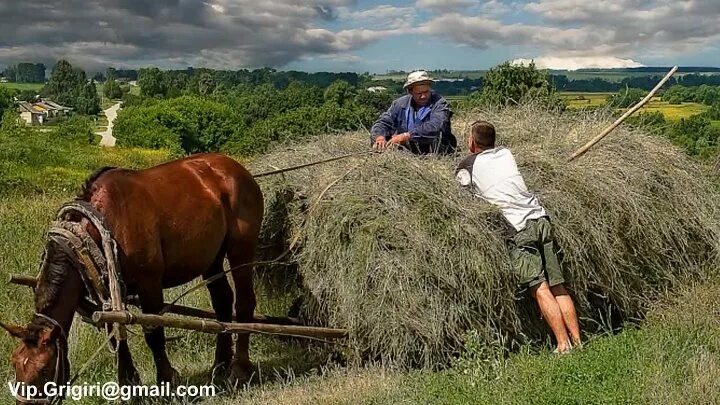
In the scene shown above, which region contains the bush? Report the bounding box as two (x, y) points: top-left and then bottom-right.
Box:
(55, 115), (97, 144)
(114, 96), (241, 154)
(223, 103), (376, 156)
(469, 61), (564, 109)
(606, 88), (647, 108)
(668, 115), (720, 159)
(103, 77), (123, 99)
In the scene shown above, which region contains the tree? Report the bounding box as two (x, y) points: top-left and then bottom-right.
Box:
(103, 77), (123, 99)
(74, 80), (101, 115)
(472, 61), (563, 108)
(606, 88), (647, 108)
(2, 65), (17, 82)
(197, 72), (216, 96)
(0, 87), (13, 118)
(139, 67), (167, 98)
(354, 89), (394, 114)
(323, 80), (356, 107)
(4, 63), (45, 82)
(46, 60), (83, 107)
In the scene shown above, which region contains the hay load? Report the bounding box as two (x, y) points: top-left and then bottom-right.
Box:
(250, 104), (720, 369)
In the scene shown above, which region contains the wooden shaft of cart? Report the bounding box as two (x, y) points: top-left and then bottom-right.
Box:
(9, 274), (302, 325)
(93, 310), (348, 340)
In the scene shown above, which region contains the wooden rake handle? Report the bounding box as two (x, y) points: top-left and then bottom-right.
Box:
(567, 66), (678, 163)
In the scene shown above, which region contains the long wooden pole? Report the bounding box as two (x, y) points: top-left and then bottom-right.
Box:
(567, 66), (678, 162)
(92, 311), (348, 340)
(9, 274), (302, 325)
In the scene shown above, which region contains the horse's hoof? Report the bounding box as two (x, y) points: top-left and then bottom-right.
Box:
(211, 361), (231, 382)
(229, 361), (257, 388)
(158, 367), (182, 387)
(120, 368), (142, 387)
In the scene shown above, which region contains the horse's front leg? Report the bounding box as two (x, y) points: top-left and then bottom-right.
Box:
(137, 282), (180, 385)
(107, 326), (141, 387)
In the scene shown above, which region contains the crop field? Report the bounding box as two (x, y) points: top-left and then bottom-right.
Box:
(0, 82), (44, 91)
(560, 92), (709, 121)
(639, 100), (710, 120)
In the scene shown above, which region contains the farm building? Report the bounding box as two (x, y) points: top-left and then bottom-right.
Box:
(17, 99), (71, 125)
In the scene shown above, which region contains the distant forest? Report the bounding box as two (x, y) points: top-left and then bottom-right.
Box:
(3, 64), (720, 96)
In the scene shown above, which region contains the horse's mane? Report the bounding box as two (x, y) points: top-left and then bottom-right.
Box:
(77, 166), (117, 201)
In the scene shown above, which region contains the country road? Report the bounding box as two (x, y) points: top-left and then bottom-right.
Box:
(98, 101), (121, 147)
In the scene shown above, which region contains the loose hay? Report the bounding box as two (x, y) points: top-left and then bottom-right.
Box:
(250, 104), (720, 369)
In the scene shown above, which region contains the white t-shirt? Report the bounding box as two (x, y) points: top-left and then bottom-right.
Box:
(455, 147), (547, 231)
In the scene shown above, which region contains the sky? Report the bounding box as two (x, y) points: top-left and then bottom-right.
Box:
(0, 0), (719, 73)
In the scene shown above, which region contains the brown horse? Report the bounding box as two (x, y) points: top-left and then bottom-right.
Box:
(1, 153), (264, 403)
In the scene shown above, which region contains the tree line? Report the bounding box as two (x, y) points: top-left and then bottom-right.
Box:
(2, 63), (46, 83)
(1, 60), (101, 116)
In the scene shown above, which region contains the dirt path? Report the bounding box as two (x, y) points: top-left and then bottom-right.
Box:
(98, 101), (121, 147)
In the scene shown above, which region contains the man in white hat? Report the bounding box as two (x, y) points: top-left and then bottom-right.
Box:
(371, 70), (456, 154)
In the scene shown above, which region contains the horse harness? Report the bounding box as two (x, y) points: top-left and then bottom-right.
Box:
(14, 201), (127, 404)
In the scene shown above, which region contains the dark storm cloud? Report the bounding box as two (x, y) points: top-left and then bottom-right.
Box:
(0, 0), (368, 71)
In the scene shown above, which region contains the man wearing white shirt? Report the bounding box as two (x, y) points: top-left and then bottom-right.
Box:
(455, 120), (581, 353)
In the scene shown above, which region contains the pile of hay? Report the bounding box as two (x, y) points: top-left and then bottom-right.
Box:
(250, 104), (720, 369)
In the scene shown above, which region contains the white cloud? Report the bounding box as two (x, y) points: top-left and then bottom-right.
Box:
(512, 56), (645, 70)
(422, 0), (720, 62)
(337, 5), (416, 29)
(416, 0), (474, 13)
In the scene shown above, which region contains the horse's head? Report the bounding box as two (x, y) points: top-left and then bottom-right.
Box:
(1, 318), (69, 404)
(3, 238), (77, 404)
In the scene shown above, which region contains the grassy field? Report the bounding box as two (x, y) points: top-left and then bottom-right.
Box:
(0, 81), (44, 91)
(1, 123), (718, 404)
(640, 100), (710, 120)
(240, 278), (720, 404)
(560, 92), (709, 121)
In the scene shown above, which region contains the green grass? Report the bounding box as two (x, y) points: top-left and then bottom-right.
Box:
(0, 82), (44, 91)
(237, 279), (720, 404)
(1, 122), (718, 404)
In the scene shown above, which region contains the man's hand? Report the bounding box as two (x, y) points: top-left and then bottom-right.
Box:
(389, 132), (411, 145)
(373, 135), (387, 151)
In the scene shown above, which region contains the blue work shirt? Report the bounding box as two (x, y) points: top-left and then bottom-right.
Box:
(370, 91), (457, 154)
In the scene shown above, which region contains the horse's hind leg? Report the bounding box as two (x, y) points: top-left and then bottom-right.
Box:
(203, 251), (234, 376)
(137, 280), (180, 385)
(226, 234), (259, 385)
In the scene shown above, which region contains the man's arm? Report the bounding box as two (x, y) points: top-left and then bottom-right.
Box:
(409, 98), (451, 141)
(455, 154), (478, 190)
(370, 101), (397, 140)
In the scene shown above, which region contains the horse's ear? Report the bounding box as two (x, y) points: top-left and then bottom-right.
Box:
(0, 321), (28, 340)
(37, 326), (60, 346)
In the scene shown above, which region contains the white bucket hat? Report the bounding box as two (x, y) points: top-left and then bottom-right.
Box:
(403, 70), (435, 90)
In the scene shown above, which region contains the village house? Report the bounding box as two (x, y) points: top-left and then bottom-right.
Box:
(17, 99), (71, 125)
